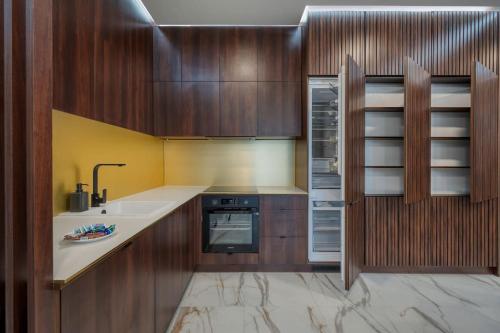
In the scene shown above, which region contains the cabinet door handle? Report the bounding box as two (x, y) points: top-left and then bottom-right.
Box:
(279, 236), (287, 239)
(120, 241), (133, 251)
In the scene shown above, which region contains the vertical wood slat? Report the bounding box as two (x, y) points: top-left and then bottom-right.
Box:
(432, 12), (499, 75)
(404, 57), (431, 204)
(364, 196), (497, 268)
(365, 12), (432, 75)
(344, 55), (365, 289)
(307, 11), (365, 75)
(471, 61), (499, 203)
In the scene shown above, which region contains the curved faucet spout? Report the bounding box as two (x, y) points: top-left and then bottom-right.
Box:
(91, 163), (127, 207)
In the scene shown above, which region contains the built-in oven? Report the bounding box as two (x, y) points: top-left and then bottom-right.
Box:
(202, 196), (259, 253)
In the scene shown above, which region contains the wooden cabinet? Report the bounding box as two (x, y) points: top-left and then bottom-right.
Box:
(259, 195), (307, 265)
(257, 82), (301, 137)
(220, 27), (258, 81)
(220, 82), (257, 136)
(153, 27), (302, 137)
(61, 228), (155, 333)
(53, 0), (153, 134)
(257, 27), (301, 82)
(154, 200), (196, 333)
(181, 28), (220, 81)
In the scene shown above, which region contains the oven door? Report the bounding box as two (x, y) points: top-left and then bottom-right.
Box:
(203, 208), (259, 253)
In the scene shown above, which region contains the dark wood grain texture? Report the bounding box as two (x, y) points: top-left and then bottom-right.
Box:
(260, 237), (307, 265)
(180, 82), (220, 136)
(153, 82), (182, 136)
(366, 12), (432, 75)
(261, 210), (307, 238)
(364, 196), (498, 268)
(61, 228), (155, 333)
(220, 82), (258, 136)
(182, 27), (220, 81)
(432, 12), (499, 75)
(260, 195), (308, 211)
(471, 61), (499, 203)
(258, 27), (301, 81)
(220, 27), (258, 81)
(404, 57), (431, 203)
(344, 55), (365, 289)
(307, 11), (365, 75)
(3, 0), (58, 331)
(257, 82), (301, 137)
(153, 26), (182, 81)
(54, 0), (154, 134)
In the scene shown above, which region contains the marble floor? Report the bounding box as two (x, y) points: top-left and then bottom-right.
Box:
(167, 272), (500, 333)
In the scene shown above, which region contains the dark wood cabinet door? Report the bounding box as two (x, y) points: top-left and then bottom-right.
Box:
(153, 82), (182, 136)
(471, 61), (499, 203)
(154, 27), (182, 82)
(61, 229), (155, 333)
(404, 57), (431, 204)
(220, 27), (258, 81)
(178, 82), (220, 136)
(182, 27), (220, 81)
(260, 195), (308, 211)
(260, 237), (307, 265)
(258, 27), (301, 81)
(344, 55), (365, 290)
(261, 210), (307, 238)
(257, 82), (301, 137)
(220, 82), (257, 136)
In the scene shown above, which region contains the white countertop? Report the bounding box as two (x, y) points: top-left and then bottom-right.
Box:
(53, 185), (307, 285)
(53, 186), (207, 285)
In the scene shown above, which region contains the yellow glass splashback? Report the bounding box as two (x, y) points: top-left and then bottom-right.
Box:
(52, 110), (164, 215)
(164, 139), (295, 186)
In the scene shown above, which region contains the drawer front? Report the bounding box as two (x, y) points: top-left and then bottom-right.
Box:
(259, 237), (307, 265)
(260, 195), (307, 211)
(261, 210), (307, 237)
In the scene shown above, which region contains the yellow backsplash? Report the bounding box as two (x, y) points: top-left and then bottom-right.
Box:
(164, 139), (295, 186)
(52, 110), (164, 215)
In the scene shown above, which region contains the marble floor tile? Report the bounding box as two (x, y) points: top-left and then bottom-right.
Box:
(168, 272), (500, 333)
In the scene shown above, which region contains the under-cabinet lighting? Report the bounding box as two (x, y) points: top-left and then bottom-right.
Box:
(134, 0), (154, 23)
(300, 6), (499, 24)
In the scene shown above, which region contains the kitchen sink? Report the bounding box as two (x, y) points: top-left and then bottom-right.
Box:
(61, 200), (177, 218)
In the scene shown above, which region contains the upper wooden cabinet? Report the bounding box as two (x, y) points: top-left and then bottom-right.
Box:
(153, 27), (182, 81)
(153, 26), (302, 137)
(181, 28), (220, 81)
(220, 27), (258, 81)
(258, 27), (301, 81)
(404, 57), (431, 203)
(257, 82), (301, 137)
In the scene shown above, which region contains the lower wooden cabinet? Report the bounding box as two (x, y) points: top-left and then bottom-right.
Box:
(260, 236), (307, 265)
(61, 228), (155, 333)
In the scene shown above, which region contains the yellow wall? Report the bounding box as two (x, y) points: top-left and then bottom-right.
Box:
(164, 139), (295, 186)
(52, 110), (164, 215)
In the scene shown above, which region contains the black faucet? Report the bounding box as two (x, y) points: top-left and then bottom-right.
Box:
(91, 163), (126, 207)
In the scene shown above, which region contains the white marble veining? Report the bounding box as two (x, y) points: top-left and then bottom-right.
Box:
(53, 185), (207, 284)
(168, 272), (500, 333)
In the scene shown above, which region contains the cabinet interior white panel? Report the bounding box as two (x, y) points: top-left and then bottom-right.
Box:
(431, 140), (470, 167)
(431, 83), (471, 108)
(366, 83), (404, 108)
(365, 168), (404, 195)
(431, 168), (470, 195)
(365, 139), (404, 167)
(365, 112), (404, 137)
(431, 112), (470, 137)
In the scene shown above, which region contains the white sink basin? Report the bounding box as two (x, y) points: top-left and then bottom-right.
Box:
(61, 200), (177, 218)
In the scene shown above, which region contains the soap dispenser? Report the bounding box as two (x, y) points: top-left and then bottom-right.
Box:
(69, 183), (89, 212)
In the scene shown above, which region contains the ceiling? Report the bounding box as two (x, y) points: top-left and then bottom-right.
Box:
(142, 0), (500, 25)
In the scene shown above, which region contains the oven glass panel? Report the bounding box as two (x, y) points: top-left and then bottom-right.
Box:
(208, 211), (253, 246)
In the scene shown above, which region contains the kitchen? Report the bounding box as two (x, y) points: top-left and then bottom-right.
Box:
(2, 1), (500, 333)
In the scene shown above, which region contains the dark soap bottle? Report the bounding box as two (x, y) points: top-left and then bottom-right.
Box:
(69, 183), (89, 212)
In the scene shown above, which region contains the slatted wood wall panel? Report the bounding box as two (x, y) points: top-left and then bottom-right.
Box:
(365, 12), (432, 75)
(471, 62), (499, 203)
(307, 11), (365, 75)
(404, 58), (431, 203)
(365, 197), (498, 267)
(344, 55), (365, 289)
(432, 11), (499, 75)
